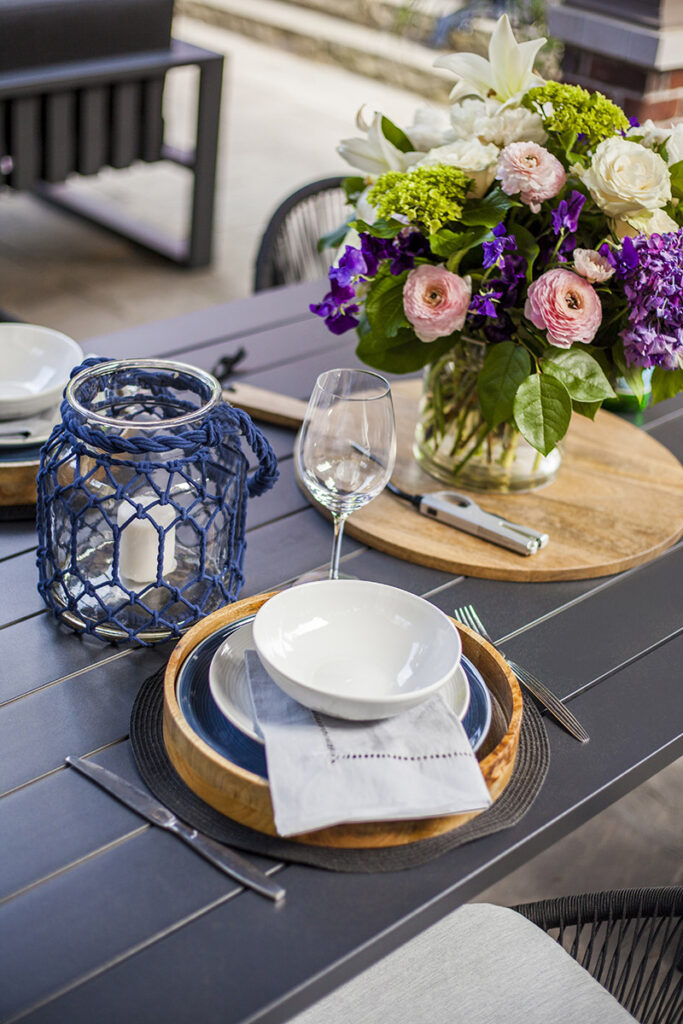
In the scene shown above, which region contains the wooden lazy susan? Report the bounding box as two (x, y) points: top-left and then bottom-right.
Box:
(162, 592), (523, 849)
(228, 380), (683, 583)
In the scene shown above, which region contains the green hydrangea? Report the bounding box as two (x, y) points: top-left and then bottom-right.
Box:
(523, 82), (629, 147)
(367, 165), (469, 234)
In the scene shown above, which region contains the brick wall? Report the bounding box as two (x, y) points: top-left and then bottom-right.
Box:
(562, 46), (683, 122)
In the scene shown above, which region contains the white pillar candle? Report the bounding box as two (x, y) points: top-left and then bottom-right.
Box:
(116, 496), (177, 584)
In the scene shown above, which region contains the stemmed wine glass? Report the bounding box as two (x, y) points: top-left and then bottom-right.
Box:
(297, 368), (396, 580)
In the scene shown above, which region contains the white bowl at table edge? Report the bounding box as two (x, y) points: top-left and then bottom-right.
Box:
(0, 324), (83, 420)
(252, 580), (463, 720)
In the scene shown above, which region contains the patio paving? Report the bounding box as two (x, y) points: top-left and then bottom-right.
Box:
(0, 13), (679, 905)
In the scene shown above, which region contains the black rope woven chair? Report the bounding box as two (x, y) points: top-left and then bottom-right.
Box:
(253, 176), (348, 291)
(513, 887), (682, 1023)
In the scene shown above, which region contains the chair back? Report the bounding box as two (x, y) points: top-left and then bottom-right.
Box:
(253, 176), (348, 291)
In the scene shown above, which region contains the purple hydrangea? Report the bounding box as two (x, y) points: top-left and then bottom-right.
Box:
(606, 230), (683, 369)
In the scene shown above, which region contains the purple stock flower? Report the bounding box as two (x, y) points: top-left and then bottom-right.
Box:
(485, 312), (514, 342)
(499, 252), (527, 286)
(610, 229), (683, 369)
(551, 191), (585, 235)
(311, 228), (436, 337)
(329, 244), (367, 287)
(482, 222), (517, 268)
(389, 230), (431, 274)
(469, 287), (504, 318)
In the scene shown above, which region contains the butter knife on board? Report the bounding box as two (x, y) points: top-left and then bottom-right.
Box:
(66, 756), (285, 903)
(225, 382), (548, 557)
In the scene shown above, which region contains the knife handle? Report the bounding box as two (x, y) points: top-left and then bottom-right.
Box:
(172, 820), (285, 902)
(224, 383), (307, 430)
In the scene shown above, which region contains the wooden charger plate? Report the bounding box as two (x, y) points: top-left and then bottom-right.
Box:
(0, 449), (41, 508)
(163, 591), (523, 849)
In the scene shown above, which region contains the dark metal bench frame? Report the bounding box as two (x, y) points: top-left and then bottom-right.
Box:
(0, 39), (224, 268)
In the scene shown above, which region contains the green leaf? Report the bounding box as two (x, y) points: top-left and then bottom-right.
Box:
(381, 116), (414, 154)
(350, 217), (404, 239)
(572, 399), (601, 420)
(356, 327), (455, 374)
(364, 271), (409, 338)
(429, 225), (491, 259)
(542, 348), (616, 402)
(316, 220), (351, 253)
(477, 342), (531, 427)
(650, 366), (683, 404)
(513, 375), (572, 455)
(612, 342), (645, 402)
(669, 159), (683, 199)
(508, 222), (539, 282)
(459, 187), (515, 228)
(342, 176), (366, 205)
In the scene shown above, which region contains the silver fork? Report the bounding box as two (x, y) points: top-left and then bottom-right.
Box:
(454, 604), (589, 744)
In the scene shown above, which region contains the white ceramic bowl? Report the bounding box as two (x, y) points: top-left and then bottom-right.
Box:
(252, 580), (462, 720)
(0, 324), (83, 420)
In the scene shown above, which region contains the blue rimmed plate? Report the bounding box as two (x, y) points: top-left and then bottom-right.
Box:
(176, 616), (492, 781)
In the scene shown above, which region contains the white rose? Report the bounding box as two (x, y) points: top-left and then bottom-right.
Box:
(406, 105), (452, 151)
(664, 123), (683, 166)
(449, 98), (490, 140)
(412, 139), (499, 197)
(614, 208), (680, 238)
(449, 97), (546, 148)
(579, 137), (671, 217)
(626, 119), (669, 148)
(627, 119), (683, 166)
(475, 105), (547, 147)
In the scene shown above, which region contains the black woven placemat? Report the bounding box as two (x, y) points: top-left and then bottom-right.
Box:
(130, 666), (550, 873)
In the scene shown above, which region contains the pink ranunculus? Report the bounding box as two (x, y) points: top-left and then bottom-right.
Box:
(496, 142), (566, 213)
(524, 269), (602, 348)
(403, 264), (472, 343)
(572, 248), (615, 283)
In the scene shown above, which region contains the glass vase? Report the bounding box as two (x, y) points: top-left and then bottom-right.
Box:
(412, 340), (562, 493)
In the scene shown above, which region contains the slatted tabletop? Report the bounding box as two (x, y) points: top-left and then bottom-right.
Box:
(1, 280), (682, 1024)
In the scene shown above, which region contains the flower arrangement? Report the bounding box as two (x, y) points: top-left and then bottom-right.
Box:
(312, 16), (683, 490)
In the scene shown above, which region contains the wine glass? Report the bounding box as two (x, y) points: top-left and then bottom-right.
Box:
(297, 368), (396, 580)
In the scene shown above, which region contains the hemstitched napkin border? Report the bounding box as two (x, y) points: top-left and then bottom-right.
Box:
(246, 651), (492, 837)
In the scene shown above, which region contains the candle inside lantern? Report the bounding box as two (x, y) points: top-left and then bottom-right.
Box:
(116, 496), (177, 584)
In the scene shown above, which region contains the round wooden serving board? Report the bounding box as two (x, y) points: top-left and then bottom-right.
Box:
(162, 592), (523, 849)
(322, 380), (683, 583)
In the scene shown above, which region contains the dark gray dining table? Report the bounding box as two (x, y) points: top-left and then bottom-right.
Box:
(1, 279), (682, 1024)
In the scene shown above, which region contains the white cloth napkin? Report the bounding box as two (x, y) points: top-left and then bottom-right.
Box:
(245, 651), (492, 837)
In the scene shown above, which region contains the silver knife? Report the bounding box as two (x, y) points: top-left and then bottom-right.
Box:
(65, 756), (285, 903)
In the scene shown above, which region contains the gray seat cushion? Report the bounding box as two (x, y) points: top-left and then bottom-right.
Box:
(0, 0), (173, 74)
(289, 903), (637, 1023)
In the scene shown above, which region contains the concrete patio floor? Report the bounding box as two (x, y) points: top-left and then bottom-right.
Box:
(0, 15), (679, 906)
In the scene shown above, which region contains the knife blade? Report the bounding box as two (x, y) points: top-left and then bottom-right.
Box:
(225, 381), (549, 556)
(65, 756), (285, 903)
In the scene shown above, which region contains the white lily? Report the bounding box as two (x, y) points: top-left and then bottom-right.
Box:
(434, 14), (545, 108)
(337, 107), (423, 176)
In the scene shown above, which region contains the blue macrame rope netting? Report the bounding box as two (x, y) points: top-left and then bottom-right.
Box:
(36, 357), (279, 643)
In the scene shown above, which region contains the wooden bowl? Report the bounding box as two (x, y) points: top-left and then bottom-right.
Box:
(163, 592), (523, 849)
